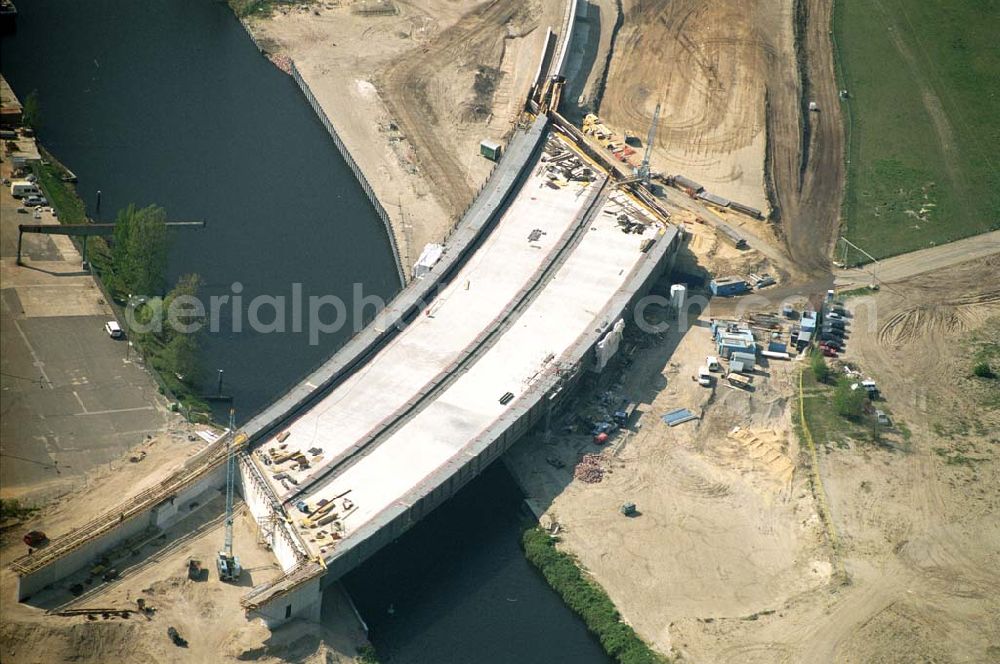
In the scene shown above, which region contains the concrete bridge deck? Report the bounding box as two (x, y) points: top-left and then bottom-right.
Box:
(288, 188), (668, 562)
(257, 134), (606, 504)
(243, 123), (680, 583)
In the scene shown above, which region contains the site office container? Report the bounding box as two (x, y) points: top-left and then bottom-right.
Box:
(10, 180), (40, 198)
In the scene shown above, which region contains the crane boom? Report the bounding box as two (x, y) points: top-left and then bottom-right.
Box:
(637, 102), (661, 186)
(224, 409), (236, 557)
(218, 409), (242, 581)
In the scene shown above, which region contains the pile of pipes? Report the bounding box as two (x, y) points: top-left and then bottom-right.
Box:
(574, 454), (606, 483)
(541, 137), (596, 184)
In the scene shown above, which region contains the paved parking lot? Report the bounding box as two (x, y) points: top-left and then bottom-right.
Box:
(1, 163), (171, 500)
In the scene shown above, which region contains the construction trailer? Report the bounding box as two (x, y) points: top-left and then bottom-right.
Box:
(730, 351), (756, 372)
(710, 276), (750, 297)
(480, 139), (502, 162)
(729, 201), (763, 219)
(716, 331), (756, 359)
(671, 175), (704, 193)
(696, 191), (731, 209)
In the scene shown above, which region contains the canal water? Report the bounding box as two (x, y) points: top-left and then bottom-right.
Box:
(343, 463), (608, 664)
(0, 0), (401, 420)
(1, 3), (610, 662)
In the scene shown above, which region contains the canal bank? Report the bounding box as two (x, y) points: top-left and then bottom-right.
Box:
(234, 12), (406, 287)
(342, 463), (611, 664)
(0, 0), (402, 421)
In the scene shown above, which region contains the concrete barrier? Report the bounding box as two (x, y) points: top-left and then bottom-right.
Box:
(319, 225), (683, 581)
(240, 115), (551, 451)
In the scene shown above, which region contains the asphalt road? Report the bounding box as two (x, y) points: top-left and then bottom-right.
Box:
(1, 165), (170, 500)
(0, 294), (169, 498)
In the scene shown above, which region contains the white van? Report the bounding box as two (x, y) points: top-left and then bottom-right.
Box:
(104, 321), (123, 339)
(10, 181), (41, 198)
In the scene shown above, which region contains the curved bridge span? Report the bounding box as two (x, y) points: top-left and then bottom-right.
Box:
(11, 2), (684, 626)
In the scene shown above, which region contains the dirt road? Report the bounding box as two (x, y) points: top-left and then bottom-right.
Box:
(598, 0), (843, 278)
(759, 0), (844, 275)
(835, 229), (1000, 289)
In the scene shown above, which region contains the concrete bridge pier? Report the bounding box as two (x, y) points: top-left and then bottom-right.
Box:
(250, 574), (323, 628)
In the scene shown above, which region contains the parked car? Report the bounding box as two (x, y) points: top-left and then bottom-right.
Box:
(23, 195), (48, 207)
(821, 340), (842, 351)
(23, 531), (48, 547)
(822, 347), (837, 357)
(104, 320), (124, 338)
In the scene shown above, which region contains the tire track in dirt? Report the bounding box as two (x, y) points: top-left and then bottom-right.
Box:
(763, 0), (845, 275)
(378, 0), (530, 217)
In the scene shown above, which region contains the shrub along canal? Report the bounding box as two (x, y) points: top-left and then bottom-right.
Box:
(1, 1), (613, 661)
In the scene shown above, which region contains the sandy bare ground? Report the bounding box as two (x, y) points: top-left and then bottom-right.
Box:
(597, 0), (843, 277)
(249, 0), (560, 276)
(598, 0), (782, 216)
(0, 431), (367, 663)
(507, 288), (834, 658)
(509, 245), (1000, 662)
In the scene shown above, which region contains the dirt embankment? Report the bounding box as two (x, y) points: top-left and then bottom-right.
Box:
(249, 0), (559, 275)
(763, 0), (844, 274)
(597, 0), (843, 278)
(377, 0), (543, 218)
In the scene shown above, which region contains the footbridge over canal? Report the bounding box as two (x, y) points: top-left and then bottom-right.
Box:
(10, 0), (684, 625)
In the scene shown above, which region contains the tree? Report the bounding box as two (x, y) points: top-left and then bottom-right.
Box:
(834, 378), (866, 420)
(22, 90), (41, 129)
(973, 361), (995, 379)
(811, 351), (831, 383)
(163, 333), (201, 385)
(112, 204), (170, 297)
(162, 273), (203, 342)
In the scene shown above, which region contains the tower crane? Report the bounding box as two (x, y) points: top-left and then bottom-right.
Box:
(217, 408), (242, 582)
(636, 101), (661, 187)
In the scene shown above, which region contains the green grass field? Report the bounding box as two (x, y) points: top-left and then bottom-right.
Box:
(833, 0), (1000, 261)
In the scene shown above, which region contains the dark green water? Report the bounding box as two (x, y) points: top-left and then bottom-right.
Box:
(1, 0), (401, 420)
(1, 3), (611, 662)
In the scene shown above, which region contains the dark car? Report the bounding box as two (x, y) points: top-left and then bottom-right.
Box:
(23, 531), (48, 547)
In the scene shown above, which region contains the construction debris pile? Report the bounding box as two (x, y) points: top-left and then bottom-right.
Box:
(574, 453), (606, 483)
(540, 135), (597, 187)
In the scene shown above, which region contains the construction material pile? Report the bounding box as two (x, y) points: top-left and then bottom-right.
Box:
(574, 454), (606, 483)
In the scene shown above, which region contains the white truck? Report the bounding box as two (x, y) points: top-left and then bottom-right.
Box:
(10, 180), (41, 198)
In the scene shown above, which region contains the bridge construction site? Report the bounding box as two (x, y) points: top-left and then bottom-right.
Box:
(6, 0), (688, 628)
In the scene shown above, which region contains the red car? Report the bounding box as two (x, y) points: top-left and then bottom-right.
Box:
(821, 347), (837, 357)
(23, 531), (48, 547)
